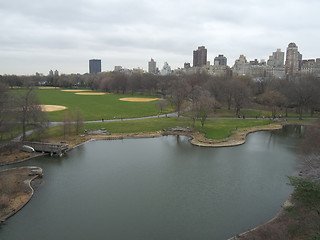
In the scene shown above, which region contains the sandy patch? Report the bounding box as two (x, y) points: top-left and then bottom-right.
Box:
(119, 97), (161, 102)
(38, 87), (60, 89)
(40, 105), (67, 112)
(75, 92), (107, 95)
(61, 89), (92, 92)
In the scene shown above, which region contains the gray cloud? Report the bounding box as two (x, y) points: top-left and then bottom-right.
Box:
(1, 0), (320, 75)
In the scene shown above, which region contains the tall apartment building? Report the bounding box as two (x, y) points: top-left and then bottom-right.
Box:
(268, 49), (284, 67)
(285, 43), (301, 75)
(193, 46), (207, 67)
(89, 59), (101, 74)
(161, 62), (172, 75)
(214, 54), (227, 66)
(266, 49), (285, 78)
(49, 69), (59, 76)
(148, 58), (157, 74)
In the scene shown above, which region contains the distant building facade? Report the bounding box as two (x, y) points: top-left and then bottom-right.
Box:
(184, 62), (191, 69)
(301, 58), (320, 75)
(193, 46), (207, 67)
(49, 70), (59, 76)
(266, 49), (285, 78)
(114, 66), (123, 72)
(285, 43), (301, 75)
(148, 58), (157, 74)
(214, 54), (227, 66)
(161, 62), (172, 75)
(232, 55), (250, 76)
(232, 55), (267, 77)
(89, 59), (101, 74)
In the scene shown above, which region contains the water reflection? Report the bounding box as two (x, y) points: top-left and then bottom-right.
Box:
(0, 126), (303, 240)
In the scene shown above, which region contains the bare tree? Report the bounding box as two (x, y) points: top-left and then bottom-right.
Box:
(156, 99), (168, 114)
(62, 110), (73, 139)
(127, 73), (142, 95)
(0, 83), (13, 142)
(231, 79), (250, 116)
(291, 75), (318, 120)
(169, 79), (191, 117)
(189, 89), (219, 130)
(196, 94), (219, 130)
(257, 90), (287, 118)
(14, 86), (46, 140)
(75, 109), (84, 135)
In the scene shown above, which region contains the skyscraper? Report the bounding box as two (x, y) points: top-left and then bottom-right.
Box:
(214, 54), (227, 66)
(148, 58), (157, 74)
(89, 59), (101, 74)
(193, 46), (207, 67)
(285, 43), (300, 75)
(273, 49), (284, 67)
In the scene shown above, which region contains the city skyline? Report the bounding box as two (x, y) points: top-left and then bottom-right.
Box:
(1, 0), (320, 75)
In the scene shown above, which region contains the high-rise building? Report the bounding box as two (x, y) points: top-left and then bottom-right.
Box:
(193, 46), (207, 67)
(54, 70), (59, 76)
(273, 49), (285, 67)
(89, 59), (101, 74)
(148, 58), (157, 74)
(285, 43), (300, 75)
(214, 54), (227, 66)
(184, 63), (191, 69)
(161, 62), (172, 75)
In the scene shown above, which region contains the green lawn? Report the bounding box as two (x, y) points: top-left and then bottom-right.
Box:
(200, 119), (272, 139)
(84, 117), (190, 133)
(12, 88), (172, 122)
(83, 118), (273, 140)
(84, 118), (275, 140)
(42, 117), (276, 141)
(214, 108), (320, 119)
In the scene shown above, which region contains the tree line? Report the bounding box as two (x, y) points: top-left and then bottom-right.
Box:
(1, 72), (320, 144)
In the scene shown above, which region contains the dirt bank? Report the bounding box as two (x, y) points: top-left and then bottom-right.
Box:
(0, 167), (43, 223)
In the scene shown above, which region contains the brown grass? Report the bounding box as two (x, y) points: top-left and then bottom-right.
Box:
(38, 87), (60, 89)
(75, 92), (107, 95)
(60, 89), (91, 92)
(119, 97), (161, 102)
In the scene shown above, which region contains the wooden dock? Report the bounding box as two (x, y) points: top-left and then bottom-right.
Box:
(23, 141), (68, 156)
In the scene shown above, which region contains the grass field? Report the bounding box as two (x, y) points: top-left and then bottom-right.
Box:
(11, 88), (318, 142)
(12, 88), (172, 122)
(41, 117), (275, 141)
(214, 108), (320, 118)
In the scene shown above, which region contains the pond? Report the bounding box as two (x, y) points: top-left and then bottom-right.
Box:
(0, 126), (303, 240)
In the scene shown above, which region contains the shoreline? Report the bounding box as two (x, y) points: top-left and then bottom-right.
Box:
(0, 122), (300, 167)
(0, 167), (43, 223)
(68, 122), (284, 150)
(0, 122), (300, 233)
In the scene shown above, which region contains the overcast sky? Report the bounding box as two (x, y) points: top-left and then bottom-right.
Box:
(1, 0), (320, 75)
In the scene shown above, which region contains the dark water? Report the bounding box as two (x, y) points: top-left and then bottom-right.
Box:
(0, 126), (303, 240)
